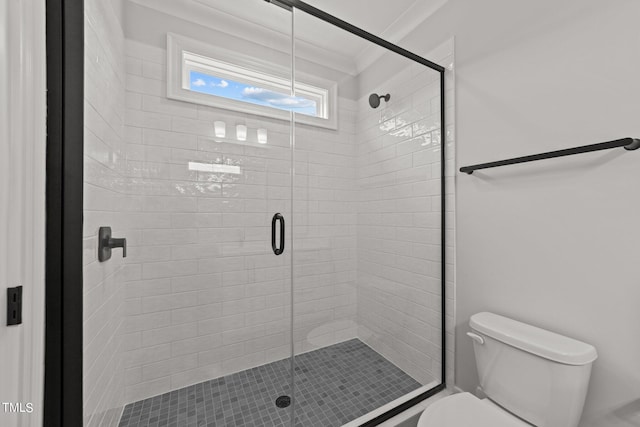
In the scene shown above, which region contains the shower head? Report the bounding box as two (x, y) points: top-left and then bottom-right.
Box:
(369, 93), (390, 109)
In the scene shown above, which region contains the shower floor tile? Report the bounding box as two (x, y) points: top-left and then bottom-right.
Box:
(118, 339), (423, 427)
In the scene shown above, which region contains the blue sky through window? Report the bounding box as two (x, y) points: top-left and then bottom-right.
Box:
(189, 71), (318, 117)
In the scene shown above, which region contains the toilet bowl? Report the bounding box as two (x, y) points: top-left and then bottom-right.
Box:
(417, 312), (597, 427)
(418, 392), (529, 426)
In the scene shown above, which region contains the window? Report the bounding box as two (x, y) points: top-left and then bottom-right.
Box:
(167, 34), (337, 129)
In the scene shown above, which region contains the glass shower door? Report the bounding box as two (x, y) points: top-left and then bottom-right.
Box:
(289, 7), (445, 426)
(103, 3), (298, 427)
(184, 8), (297, 425)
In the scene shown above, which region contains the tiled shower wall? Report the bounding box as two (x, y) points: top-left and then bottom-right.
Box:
(83, 0), (127, 425)
(119, 40), (358, 403)
(88, 26), (454, 408)
(356, 41), (455, 386)
(291, 117), (359, 353)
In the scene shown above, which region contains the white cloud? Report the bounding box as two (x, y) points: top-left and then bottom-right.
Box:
(210, 80), (229, 88)
(192, 78), (206, 87)
(243, 87), (266, 96)
(241, 87), (315, 110)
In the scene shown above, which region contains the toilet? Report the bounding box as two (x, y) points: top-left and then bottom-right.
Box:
(418, 312), (598, 427)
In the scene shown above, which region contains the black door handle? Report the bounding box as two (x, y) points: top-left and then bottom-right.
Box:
(272, 213), (285, 255)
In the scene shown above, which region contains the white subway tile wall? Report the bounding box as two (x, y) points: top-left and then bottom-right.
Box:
(291, 104), (360, 355)
(120, 40), (360, 402)
(83, 0), (127, 426)
(84, 21), (454, 412)
(355, 41), (455, 386)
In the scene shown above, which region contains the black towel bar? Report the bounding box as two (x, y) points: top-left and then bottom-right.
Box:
(460, 137), (640, 174)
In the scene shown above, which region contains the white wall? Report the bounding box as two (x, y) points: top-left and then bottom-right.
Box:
(83, 0), (127, 425)
(399, 1), (640, 425)
(0, 0), (46, 426)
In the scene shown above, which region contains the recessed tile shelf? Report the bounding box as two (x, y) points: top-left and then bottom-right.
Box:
(118, 339), (423, 427)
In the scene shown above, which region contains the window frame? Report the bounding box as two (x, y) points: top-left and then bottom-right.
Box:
(167, 33), (338, 130)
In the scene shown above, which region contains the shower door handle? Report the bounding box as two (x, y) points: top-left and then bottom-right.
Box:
(271, 213), (285, 255)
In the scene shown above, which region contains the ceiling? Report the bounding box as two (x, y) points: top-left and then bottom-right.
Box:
(303, 0), (427, 34)
(127, 0), (449, 74)
(191, 0), (420, 36)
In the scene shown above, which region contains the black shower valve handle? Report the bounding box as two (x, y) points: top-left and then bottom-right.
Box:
(98, 226), (127, 262)
(108, 237), (127, 258)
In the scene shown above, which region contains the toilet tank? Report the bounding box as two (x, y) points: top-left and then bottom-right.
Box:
(469, 312), (597, 427)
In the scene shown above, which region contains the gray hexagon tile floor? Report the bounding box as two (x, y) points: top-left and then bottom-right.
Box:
(118, 339), (423, 427)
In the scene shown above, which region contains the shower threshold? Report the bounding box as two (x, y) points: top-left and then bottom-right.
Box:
(118, 338), (426, 427)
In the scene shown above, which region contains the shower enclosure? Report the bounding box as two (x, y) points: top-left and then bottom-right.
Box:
(73, 0), (448, 425)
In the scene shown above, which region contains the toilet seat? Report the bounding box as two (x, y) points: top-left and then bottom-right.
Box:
(418, 393), (530, 426)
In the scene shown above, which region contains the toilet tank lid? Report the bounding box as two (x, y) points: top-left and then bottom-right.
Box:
(470, 312), (598, 365)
